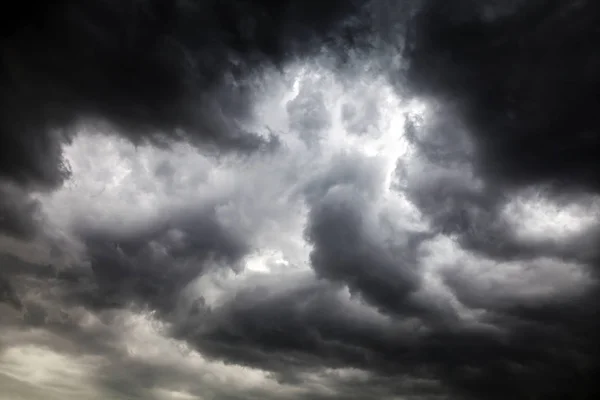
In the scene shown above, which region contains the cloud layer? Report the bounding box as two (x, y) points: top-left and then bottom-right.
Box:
(2, 1), (600, 399)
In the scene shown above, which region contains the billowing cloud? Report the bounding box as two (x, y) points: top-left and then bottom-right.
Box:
(2, 1), (600, 399)
(0, 0), (369, 239)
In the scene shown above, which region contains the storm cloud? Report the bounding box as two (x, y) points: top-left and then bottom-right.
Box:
(2, 1), (600, 399)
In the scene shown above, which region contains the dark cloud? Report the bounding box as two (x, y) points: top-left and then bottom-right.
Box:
(305, 185), (429, 318)
(391, 1), (600, 396)
(0, 0), (379, 243)
(405, 0), (600, 192)
(0, 274), (21, 310)
(6, 257), (599, 399)
(302, 153), (426, 320)
(169, 267), (600, 400)
(175, 274), (429, 384)
(3, 1), (600, 399)
(73, 207), (249, 312)
(0, 184), (43, 239)
(0, 0), (368, 237)
(0, 198), (249, 323)
(397, 99), (600, 268)
(397, 114), (538, 263)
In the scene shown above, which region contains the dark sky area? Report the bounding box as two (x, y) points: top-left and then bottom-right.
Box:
(1, 1), (600, 399)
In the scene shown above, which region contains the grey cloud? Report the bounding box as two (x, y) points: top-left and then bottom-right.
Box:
(301, 151), (438, 319)
(397, 106), (600, 265)
(341, 100), (380, 136)
(306, 186), (427, 317)
(287, 84), (331, 146)
(169, 266), (600, 400)
(1, 0), (366, 187)
(174, 272), (433, 385)
(302, 151), (386, 203)
(0, 0), (369, 242)
(0, 262), (438, 400)
(3, 1), (600, 399)
(0, 184), (44, 239)
(3, 237), (600, 400)
(76, 207), (249, 312)
(0, 274), (21, 311)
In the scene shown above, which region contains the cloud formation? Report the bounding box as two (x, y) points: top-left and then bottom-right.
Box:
(2, 1), (600, 399)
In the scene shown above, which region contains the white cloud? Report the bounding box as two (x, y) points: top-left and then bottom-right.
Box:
(0, 345), (105, 399)
(502, 186), (600, 242)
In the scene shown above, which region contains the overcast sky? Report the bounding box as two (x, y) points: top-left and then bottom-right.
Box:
(2, 1), (600, 399)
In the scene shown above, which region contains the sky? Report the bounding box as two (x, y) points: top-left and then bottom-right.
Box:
(1, 0), (600, 399)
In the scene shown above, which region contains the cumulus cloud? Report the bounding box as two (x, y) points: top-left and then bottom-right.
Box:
(2, 1), (600, 399)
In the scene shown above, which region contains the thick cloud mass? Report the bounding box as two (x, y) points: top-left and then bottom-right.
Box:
(2, 1), (600, 399)
(406, 0), (600, 190)
(1, 0), (367, 191)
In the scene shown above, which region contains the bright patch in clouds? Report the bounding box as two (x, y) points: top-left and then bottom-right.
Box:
(503, 187), (600, 241)
(0, 345), (102, 396)
(244, 249), (290, 273)
(36, 60), (425, 272)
